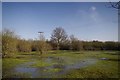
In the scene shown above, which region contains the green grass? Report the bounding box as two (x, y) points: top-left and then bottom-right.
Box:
(30, 61), (52, 67)
(39, 50), (119, 78)
(44, 68), (62, 72)
(2, 50), (119, 78)
(0, 59), (2, 78)
(53, 51), (119, 78)
(2, 58), (30, 78)
(3, 58), (29, 70)
(63, 60), (118, 78)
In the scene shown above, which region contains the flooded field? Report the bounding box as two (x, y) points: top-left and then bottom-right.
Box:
(2, 51), (119, 78)
(13, 57), (97, 78)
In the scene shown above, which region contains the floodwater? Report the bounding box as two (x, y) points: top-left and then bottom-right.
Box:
(6, 57), (98, 78)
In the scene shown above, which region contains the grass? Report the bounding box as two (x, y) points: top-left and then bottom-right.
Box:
(30, 61), (52, 67)
(4, 72), (32, 78)
(54, 51), (119, 78)
(2, 50), (119, 78)
(2, 58), (30, 78)
(63, 60), (118, 78)
(44, 68), (62, 72)
(3, 58), (29, 70)
(0, 59), (2, 79)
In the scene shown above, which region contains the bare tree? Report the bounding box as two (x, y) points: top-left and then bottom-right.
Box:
(109, 1), (120, 9)
(108, 1), (120, 42)
(70, 35), (83, 51)
(51, 27), (68, 50)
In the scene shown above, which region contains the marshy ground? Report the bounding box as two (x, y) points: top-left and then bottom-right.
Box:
(2, 50), (119, 78)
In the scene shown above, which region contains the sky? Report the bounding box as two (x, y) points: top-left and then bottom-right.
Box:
(2, 2), (118, 41)
(2, 0), (120, 2)
(0, 1), (1, 32)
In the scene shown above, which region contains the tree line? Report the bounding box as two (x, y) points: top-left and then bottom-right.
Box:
(1, 27), (120, 57)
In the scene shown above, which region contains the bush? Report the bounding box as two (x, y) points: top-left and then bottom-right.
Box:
(2, 29), (18, 57)
(17, 40), (32, 52)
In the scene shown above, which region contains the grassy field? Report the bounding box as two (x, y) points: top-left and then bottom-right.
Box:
(0, 58), (2, 79)
(2, 50), (119, 78)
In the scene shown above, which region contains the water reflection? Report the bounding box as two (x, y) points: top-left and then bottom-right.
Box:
(12, 57), (97, 78)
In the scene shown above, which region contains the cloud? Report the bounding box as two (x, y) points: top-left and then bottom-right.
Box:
(77, 6), (102, 24)
(90, 6), (96, 11)
(77, 6), (98, 21)
(90, 12), (98, 21)
(89, 6), (99, 22)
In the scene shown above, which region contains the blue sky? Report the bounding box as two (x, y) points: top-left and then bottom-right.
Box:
(2, 0), (120, 2)
(0, 2), (1, 32)
(2, 2), (118, 41)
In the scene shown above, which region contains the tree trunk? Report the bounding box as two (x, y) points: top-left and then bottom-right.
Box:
(57, 43), (59, 50)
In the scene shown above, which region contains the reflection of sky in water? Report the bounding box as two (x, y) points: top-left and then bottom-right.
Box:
(13, 57), (97, 78)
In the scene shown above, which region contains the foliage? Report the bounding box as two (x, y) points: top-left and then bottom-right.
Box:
(35, 40), (51, 54)
(17, 39), (32, 52)
(70, 35), (83, 51)
(2, 28), (18, 57)
(104, 41), (118, 50)
(1, 28), (120, 58)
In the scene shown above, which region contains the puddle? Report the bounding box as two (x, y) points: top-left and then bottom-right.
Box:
(100, 58), (120, 61)
(100, 58), (108, 60)
(7, 57), (97, 78)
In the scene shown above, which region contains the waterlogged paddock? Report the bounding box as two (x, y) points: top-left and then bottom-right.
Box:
(2, 51), (119, 78)
(14, 58), (97, 78)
